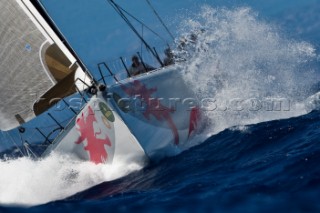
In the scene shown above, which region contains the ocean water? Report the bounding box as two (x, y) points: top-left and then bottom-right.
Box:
(1, 0), (320, 212)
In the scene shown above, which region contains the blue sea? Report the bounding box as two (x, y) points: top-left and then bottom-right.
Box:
(1, 0), (320, 212)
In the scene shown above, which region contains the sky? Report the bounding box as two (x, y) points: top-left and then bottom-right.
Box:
(37, 0), (319, 79)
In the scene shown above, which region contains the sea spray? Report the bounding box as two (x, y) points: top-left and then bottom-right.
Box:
(176, 6), (319, 134)
(0, 152), (144, 206)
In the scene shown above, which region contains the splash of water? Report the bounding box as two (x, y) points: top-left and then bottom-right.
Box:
(0, 153), (144, 206)
(176, 6), (319, 134)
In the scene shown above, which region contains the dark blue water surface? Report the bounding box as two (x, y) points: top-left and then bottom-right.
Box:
(1, 0), (320, 212)
(4, 110), (320, 212)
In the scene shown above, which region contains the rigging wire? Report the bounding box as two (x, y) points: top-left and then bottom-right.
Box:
(140, 25), (144, 58)
(107, 0), (163, 66)
(110, 1), (169, 46)
(145, 0), (175, 41)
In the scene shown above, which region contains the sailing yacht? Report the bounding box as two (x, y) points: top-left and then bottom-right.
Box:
(0, 0), (202, 164)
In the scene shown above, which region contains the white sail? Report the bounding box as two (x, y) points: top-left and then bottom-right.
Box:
(0, 1), (85, 130)
(0, 1), (53, 129)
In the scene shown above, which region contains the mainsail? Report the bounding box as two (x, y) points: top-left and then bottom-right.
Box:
(0, 1), (80, 130)
(0, 1), (53, 129)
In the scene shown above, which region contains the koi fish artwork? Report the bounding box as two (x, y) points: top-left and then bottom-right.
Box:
(121, 80), (180, 145)
(75, 106), (112, 164)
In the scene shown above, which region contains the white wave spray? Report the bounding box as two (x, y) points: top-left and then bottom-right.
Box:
(176, 6), (319, 134)
(0, 153), (144, 206)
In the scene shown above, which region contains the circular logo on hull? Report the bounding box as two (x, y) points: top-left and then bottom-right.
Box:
(101, 116), (112, 129)
(99, 102), (115, 122)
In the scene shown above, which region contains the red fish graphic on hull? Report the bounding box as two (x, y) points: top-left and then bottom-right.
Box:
(188, 107), (201, 138)
(121, 80), (179, 145)
(75, 106), (112, 164)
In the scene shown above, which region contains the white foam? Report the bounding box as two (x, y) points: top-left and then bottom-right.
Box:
(0, 152), (145, 206)
(176, 6), (319, 134)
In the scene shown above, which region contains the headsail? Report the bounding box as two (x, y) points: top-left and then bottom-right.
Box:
(0, 1), (54, 129)
(0, 0), (88, 130)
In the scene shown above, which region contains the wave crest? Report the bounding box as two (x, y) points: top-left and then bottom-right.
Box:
(175, 6), (319, 133)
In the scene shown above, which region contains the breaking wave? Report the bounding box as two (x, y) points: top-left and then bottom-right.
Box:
(176, 6), (320, 134)
(0, 153), (144, 206)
